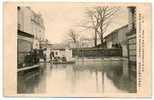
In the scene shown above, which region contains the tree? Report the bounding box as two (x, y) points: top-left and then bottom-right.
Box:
(78, 8), (99, 47)
(96, 7), (118, 46)
(67, 29), (80, 57)
(67, 29), (79, 44)
(79, 7), (119, 47)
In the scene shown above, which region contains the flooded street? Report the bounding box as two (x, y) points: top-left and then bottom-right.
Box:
(18, 58), (136, 95)
(15, 5), (138, 96)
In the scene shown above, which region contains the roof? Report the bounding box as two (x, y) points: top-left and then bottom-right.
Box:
(104, 24), (128, 39)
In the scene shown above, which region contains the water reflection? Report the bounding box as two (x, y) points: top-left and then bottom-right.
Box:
(17, 58), (136, 94)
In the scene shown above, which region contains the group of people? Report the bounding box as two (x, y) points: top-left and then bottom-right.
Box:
(112, 43), (122, 48)
(23, 49), (68, 66)
(49, 52), (67, 63)
(24, 49), (46, 66)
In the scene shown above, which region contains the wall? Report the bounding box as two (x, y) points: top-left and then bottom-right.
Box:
(118, 26), (128, 43)
(45, 48), (51, 62)
(106, 41), (112, 48)
(18, 7), (33, 35)
(127, 7), (136, 81)
(33, 39), (39, 49)
(18, 6), (45, 50)
(65, 49), (72, 61)
(17, 35), (33, 67)
(118, 26), (129, 57)
(105, 25), (128, 58)
(17, 6), (46, 67)
(122, 44), (128, 57)
(72, 48), (122, 57)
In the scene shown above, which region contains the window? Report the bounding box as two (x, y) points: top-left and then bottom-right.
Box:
(17, 6), (20, 10)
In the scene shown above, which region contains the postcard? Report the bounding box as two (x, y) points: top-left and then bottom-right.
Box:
(3, 2), (152, 97)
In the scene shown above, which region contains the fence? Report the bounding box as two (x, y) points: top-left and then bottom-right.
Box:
(72, 48), (122, 57)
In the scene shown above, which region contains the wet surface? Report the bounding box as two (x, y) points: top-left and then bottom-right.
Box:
(17, 58), (136, 94)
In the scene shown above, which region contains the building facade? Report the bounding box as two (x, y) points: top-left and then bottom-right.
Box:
(127, 7), (136, 79)
(50, 44), (73, 62)
(104, 25), (129, 57)
(51, 48), (73, 62)
(17, 6), (45, 67)
(18, 6), (45, 49)
(104, 7), (136, 80)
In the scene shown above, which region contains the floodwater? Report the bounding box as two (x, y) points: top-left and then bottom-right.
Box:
(17, 58), (136, 95)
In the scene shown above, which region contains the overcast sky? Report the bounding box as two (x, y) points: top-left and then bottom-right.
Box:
(23, 3), (128, 44)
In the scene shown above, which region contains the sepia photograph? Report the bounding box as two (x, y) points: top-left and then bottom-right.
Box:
(3, 2), (152, 97)
(17, 4), (136, 94)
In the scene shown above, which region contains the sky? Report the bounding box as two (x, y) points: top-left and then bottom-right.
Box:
(23, 3), (129, 44)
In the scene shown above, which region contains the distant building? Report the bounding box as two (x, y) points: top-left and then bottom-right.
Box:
(51, 49), (72, 60)
(79, 38), (95, 48)
(67, 38), (95, 49)
(17, 6), (46, 67)
(50, 44), (73, 61)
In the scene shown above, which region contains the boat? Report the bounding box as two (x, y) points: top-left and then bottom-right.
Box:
(52, 61), (75, 64)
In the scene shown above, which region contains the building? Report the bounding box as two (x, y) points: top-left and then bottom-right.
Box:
(127, 7), (136, 79)
(50, 44), (73, 62)
(104, 7), (136, 80)
(31, 10), (45, 49)
(51, 48), (72, 61)
(104, 24), (129, 57)
(79, 38), (95, 48)
(17, 6), (46, 67)
(104, 7), (136, 78)
(18, 6), (45, 49)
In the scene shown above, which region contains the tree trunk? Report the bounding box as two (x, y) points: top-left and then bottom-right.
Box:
(100, 23), (104, 47)
(101, 35), (104, 47)
(94, 29), (97, 47)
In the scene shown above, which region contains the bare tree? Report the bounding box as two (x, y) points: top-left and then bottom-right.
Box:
(78, 9), (99, 47)
(67, 29), (79, 44)
(79, 7), (119, 47)
(96, 7), (118, 46)
(86, 9), (100, 47)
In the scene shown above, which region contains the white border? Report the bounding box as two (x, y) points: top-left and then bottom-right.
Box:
(0, 0), (153, 100)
